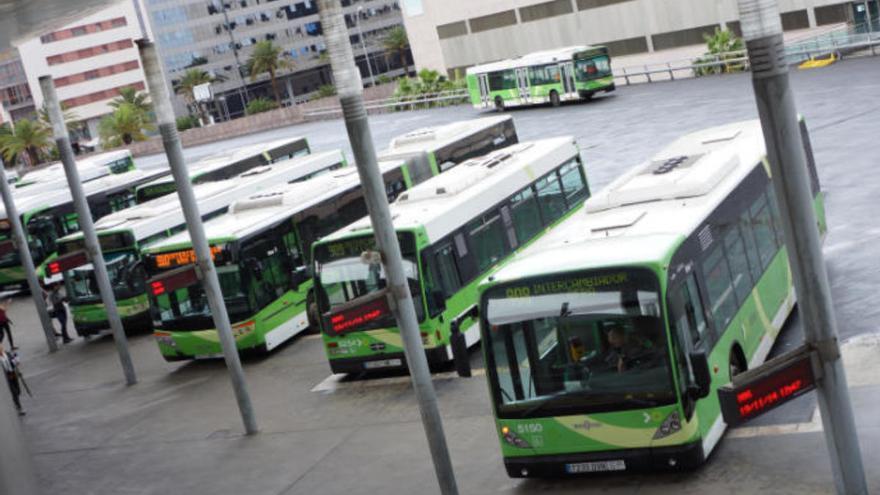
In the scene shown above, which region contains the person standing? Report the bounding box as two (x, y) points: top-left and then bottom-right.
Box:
(0, 343), (24, 415)
(0, 299), (14, 350)
(48, 284), (72, 344)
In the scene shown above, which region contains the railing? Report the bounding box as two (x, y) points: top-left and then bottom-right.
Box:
(302, 89), (470, 117)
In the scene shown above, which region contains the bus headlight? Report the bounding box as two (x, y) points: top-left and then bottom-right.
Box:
(652, 410), (682, 440)
(155, 334), (176, 348)
(501, 425), (532, 449)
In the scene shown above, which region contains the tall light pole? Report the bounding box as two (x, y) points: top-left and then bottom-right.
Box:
(736, 1), (867, 494)
(355, 6), (376, 86)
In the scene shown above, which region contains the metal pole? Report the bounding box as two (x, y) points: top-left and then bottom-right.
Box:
(0, 385), (38, 495)
(39, 76), (137, 387)
(356, 6), (375, 86)
(736, 1), (868, 494)
(138, 40), (258, 436)
(0, 160), (58, 353)
(317, 2), (459, 494)
(864, 1), (876, 55)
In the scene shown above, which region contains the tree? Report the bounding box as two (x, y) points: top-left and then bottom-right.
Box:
(110, 87), (152, 116)
(247, 41), (290, 104)
(693, 28), (745, 76)
(0, 119), (53, 167)
(174, 69), (215, 123)
(98, 103), (155, 147)
(37, 102), (82, 136)
(382, 27), (411, 77)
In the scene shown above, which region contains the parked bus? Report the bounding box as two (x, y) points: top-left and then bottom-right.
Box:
(0, 168), (169, 290)
(476, 119), (824, 477)
(14, 150), (136, 192)
(134, 136), (310, 204)
(466, 46), (614, 111)
(53, 150), (346, 336)
(378, 115), (517, 177)
(313, 137), (590, 374)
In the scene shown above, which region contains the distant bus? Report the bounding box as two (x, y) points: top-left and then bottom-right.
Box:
(53, 151), (346, 336)
(313, 137), (590, 374)
(140, 117), (520, 361)
(476, 120), (824, 477)
(0, 168), (168, 290)
(466, 46), (614, 111)
(134, 136), (310, 204)
(14, 150), (136, 191)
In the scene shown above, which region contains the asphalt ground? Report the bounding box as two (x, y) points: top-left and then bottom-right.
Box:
(4, 56), (880, 494)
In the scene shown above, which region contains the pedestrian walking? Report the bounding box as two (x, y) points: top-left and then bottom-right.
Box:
(46, 284), (72, 344)
(0, 299), (15, 350)
(0, 343), (24, 415)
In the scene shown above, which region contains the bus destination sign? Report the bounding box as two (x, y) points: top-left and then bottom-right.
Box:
(717, 345), (820, 427)
(154, 245), (223, 270)
(324, 288), (392, 335)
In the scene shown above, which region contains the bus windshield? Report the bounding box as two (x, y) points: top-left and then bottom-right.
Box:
(66, 251), (146, 303)
(483, 268), (675, 419)
(575, 55), (611, 81)
(151, 264), (251, 331)
(314, 232), (423, 331)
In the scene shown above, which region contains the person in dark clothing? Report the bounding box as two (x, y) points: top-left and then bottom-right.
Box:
(47, 284), (72, 344)
(0, 300), (14, 350)
(1, 343), (24, 415)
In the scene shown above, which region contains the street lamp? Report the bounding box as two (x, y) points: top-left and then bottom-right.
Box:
(355, 5), (376, 86)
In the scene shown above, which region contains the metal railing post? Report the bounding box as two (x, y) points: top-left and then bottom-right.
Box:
(737, 1), (868, 493)
(318, 1), (460, 494)
(39, 76), (137, 386)
(137, 40), (258, 435)
(0, 161), (58, 353)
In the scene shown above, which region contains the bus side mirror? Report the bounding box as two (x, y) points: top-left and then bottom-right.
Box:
(689, 350), (711, 399)
(430, 290), (446, 314)
(290, 266), (308, 292)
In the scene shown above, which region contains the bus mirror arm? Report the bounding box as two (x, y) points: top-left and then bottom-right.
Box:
(688, 350), (711, 399)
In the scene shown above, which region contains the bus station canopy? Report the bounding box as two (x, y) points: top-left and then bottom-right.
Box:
(0, 0), (123, 48)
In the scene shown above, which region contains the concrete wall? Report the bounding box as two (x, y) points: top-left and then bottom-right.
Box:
(403, 0), (852, 73)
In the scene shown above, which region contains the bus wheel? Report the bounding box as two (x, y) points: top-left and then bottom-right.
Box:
(549, 90), (560, 107)
(494, 96), (505, 112)
(729, 346), (747, 378)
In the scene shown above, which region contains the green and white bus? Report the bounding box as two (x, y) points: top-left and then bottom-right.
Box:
(13, 150), (136, 193)
(476, 119), (824, 477)
(378, 115), (517, 177)
(467, 45), (614, 111)
(0, 167), (169, 290)
(313, 137), (590, 374)
(134, 136), (310, 204)
(53, 150), (346, 336)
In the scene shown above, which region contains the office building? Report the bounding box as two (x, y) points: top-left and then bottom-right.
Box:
(0, 49), (36, 125)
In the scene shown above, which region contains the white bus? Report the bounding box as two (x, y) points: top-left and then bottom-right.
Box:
(52, 150), (347, 336)
(13, 150), (137, 194)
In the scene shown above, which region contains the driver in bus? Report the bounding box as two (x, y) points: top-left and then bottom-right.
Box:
(603, 323), (653, 373)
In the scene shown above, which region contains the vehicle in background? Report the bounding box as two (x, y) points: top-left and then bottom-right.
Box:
(313, 137), (589, 375)
(134, 136), (310, 204)
(467, 46), (614, 111)
(13, 150), (136, 192)
(0, 167), (169, 291)
(476, 119), (824, 477)
(53, 150), (347, 336)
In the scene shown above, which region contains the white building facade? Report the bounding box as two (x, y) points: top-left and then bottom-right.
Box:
(400, 0), (861, 75)
(16, 1), (148, 139)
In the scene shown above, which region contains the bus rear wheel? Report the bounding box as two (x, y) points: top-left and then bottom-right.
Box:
(549, 90), (561, 107)
(494, 96), (505, 112)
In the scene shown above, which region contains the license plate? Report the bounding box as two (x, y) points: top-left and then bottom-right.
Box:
(564, 460), (626, 473)
(364, 358), (402, 369)
(194, 353), (224, 360)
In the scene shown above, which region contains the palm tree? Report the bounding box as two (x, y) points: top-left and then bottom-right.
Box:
(382, 27), (411, 77)
(246, 41), (290, 104)
(98, 103), (155, 147)
(174, 69), (215, 122)
(0, 119), (53, 167)
(109, 87), (152, 115)
(37, 102), (82, 136)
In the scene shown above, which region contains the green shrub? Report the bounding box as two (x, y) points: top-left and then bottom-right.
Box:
(317, 85), (337, 98)
(176, 115), (201, 131)
(245, 97), (278, 115)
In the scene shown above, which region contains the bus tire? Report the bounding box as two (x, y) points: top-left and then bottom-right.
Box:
(494, 96), (505, 112)
(729, 345), (747, 378)
(549, 90), (560, 107)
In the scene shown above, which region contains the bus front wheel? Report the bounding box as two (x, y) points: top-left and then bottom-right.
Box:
(494, 96), (505, 112)
(549, 90), (561, 107)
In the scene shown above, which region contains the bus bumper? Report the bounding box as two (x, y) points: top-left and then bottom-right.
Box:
(328, 346), (449, 374)
(503, 441), (704, 478)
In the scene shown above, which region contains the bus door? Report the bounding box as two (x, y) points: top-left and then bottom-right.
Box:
(561, 62), (576, 96)
(478, 74), (491, 108)
(515, 68), (530, 104)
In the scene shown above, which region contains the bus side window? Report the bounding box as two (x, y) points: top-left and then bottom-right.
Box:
(701, 240), (737, 332)
(558, 157), (589, 206)
(535, 171), (566, 225)
(433, 243), (462, 298)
